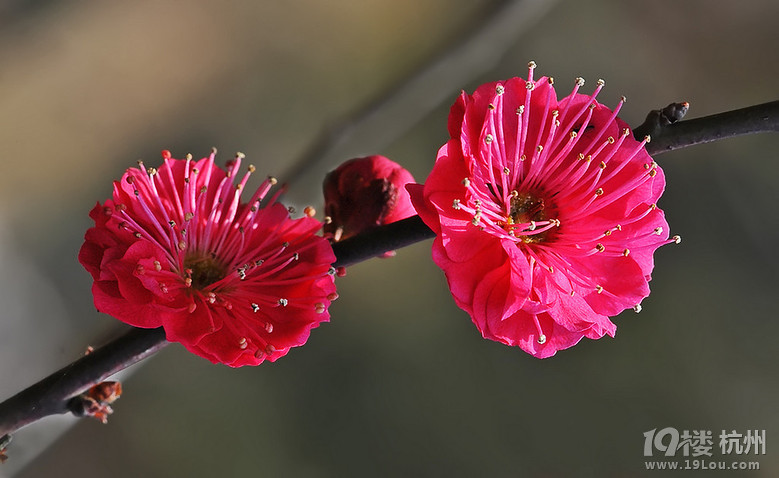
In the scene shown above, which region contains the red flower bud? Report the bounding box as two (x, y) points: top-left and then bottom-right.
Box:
(323, 155), (416, 241)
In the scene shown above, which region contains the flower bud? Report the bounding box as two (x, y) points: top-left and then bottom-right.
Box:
(323, 155), (415, 241)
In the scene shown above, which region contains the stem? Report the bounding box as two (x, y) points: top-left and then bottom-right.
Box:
(0, 328), (167, 437)
(279, 0), (558, 186)
(643, 100), (779, 155)
(0, 98), (776, 440)
(331, 215), (435, 268)
(0, 216), (435, 438)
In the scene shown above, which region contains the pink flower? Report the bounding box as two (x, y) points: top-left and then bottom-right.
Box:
(79, 150), (337, 367)
(409, 63), (678, 358)
(323, 155), (416, 242)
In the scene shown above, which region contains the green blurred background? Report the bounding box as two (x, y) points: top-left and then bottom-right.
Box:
(1, 0), (777, 476)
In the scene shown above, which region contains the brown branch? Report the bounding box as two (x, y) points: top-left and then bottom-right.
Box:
(278, 0), (558, 186)
(0, 328), (167, 438)
(0, 218), (435, 440)
(1, 98), (777, 448)
(640, 100), (779, 155)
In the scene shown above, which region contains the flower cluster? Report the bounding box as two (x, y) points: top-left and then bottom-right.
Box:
(410, 63), (677, 357)
(80, 150), (337, 366)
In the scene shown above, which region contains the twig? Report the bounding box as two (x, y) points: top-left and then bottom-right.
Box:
(0, 328), (167, 437)
(279, 0), (558, 185)
(643, 100), (779, 155)
(0, 98), (777, 444)
(0, 217), (434, 439)
(330, 215), (434, 268)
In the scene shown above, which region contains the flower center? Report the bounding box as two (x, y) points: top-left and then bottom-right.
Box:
(184, 253), (227, 290)
(508, 192), (553, 244)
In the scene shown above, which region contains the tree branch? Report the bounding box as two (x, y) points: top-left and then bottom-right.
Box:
(1, 98), (777, 444)
(642, 100), (779, 155)
(0, 328), (167, 437)
(0, 217), (434, 439)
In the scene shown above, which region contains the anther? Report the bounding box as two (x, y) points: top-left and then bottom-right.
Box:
(248, 164), (256, 173)
(622, 248), (630, 256)
(548, 77), (554, 85)
(315, 303), (326, 314)
(620, 95), (627, 103)
(327, 292), (339, 301)
(153, 260), (162, 271)
(503, 167), (510, 175)
(292, 253), (299, 260)
(537, 334), (547, 344)
(268, 176), (278, 185)
(516, 106), (524, 114)
(633, 304), (642, 313)
(608, 136), (615, 144)
(462, 178), (471, 187)
(485, 134), (493, 144)
(251, 303), (260, 313)
(526, 81), (534, 90)
(575, 77), (585, 87)
(238, 337), (248, 350)
(265, 322), (274, 333)
(599, 161), (607, 169)
(304, 206), (316, 217)
(178, 240), (187, 251)
(673, 235), (682, 244)
(265, 344), (276, 355)
(596, 285), (604, 294)
(496, 85), (505, 95)
(595, 188), (604, 196)
(488, 103), (495, 110)
(185, 212), (194, 221)
(147, 167), (157, 176)
(452, 199), (461, 209)
(595, 243), (605, 252)
(527, 60), (537, 69)
(168, 220), (176, 227)
(597, 79), (605, 86)
(648, 169), (657, 177)
(536, 145), (543, 152)
(278, 298), (288, 307)
(654, 227), (663, 235)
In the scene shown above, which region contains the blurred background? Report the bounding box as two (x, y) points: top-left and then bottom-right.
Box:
(1, 0), (777, 476)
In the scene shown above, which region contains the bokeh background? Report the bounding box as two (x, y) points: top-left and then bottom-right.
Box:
(1, 0), (778, 476)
